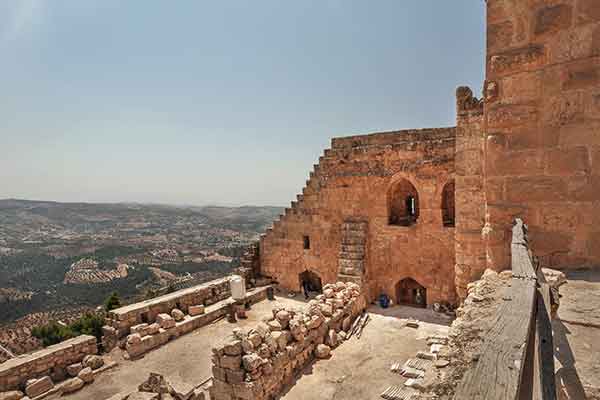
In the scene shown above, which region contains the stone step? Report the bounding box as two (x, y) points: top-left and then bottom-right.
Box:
(337, 274), (362, 285)
(339, 267), (360, 276)
(341, 222), (368, 231)
(338, 259), (364, 270)
(340, 244), (365, 253)
(338, 251), (365, 260)
(341, 230), (367, 239)
(341, 236), (366, 245)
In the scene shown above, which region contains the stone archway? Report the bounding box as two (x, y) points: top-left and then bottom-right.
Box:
(395, 278), (427, 308)
(299, 270), (323, 293)
(388, 178), (420, 226)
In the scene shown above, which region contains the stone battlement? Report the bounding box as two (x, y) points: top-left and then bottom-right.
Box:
(0, 335), (97, 392)
(331, 127), (456, 150)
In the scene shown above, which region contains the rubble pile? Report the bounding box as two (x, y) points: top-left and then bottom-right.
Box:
(105, 372), (207, 400)
(0, 353), (106, 399)
(209, 281), (366, 400)
(423, 268), (566, 399)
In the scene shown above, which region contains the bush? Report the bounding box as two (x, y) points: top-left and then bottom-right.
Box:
(31, 312), (105, 346)
(31, 322), (75, 347)
(104, 292), (121, 311)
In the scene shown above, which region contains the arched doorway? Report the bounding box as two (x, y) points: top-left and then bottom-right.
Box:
(441, 180), (455, 227)
(388, 178), (420, 226)
(396, 278), (427, 308)
(299, 270), (322, 294)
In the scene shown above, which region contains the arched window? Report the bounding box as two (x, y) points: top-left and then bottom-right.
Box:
(441, 180), (455, 227)
(388, 178), (419, 226)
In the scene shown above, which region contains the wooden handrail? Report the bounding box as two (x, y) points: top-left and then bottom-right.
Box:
(453, 219), (556, 400)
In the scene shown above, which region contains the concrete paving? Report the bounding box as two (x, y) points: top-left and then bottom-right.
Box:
(554, 269), (600, 400)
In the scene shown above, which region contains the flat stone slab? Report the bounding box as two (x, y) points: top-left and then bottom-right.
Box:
(380, 385), (418, 400)
(404, 357), (432, 371)
(127, 392), (160, 400)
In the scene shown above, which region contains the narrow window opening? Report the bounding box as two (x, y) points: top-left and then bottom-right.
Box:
(442, 180), (455, 228)
(303, 236), (310, 250)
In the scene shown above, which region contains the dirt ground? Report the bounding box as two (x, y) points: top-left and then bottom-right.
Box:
(280, 305), (450, 400)
(61, 296), (306, 400)
(554, 269), (600, 400)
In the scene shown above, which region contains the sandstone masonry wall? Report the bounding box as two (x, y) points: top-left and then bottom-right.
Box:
(483, 0), (600, 271)
(455, 88), (487, 299)
(106, 277), (231, 338)
(260, 128), (457, 306)
(209, 282), (365, 400)
(0, 335), (97, 392)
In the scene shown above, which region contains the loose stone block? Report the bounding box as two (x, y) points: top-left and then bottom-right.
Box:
(157, 313), (176, 329)
(0, 391), (24, 400)
(78, 367), (94, 384)
(25, 376), (53, 398)
(57, 377), (84, 394)
(188, 305), (205, 316)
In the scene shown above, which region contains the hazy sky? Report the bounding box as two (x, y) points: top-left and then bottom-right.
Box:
(1, 1), (485, 207)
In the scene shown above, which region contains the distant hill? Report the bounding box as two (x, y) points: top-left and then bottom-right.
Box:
(0, 199), (283, 328)
(0, 199), (283, 233)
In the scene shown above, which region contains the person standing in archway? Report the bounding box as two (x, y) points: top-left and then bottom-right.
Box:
(302, 276), (310, 299)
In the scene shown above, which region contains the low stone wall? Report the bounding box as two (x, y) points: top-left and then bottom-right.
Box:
(105, 277), (232, 339)
(125, 286), (271, 359)
(0, 335), (97, 392)
(209, 282), (365, 400)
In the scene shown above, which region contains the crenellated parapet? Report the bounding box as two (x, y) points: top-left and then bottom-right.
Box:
(456, 86), (484, 117)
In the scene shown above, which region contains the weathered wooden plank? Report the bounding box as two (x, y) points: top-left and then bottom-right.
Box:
(453, 278), (537, 400)
(511, 219), (537, 280)
(454, 218), (543, 400)
(532, 269), (557, 400)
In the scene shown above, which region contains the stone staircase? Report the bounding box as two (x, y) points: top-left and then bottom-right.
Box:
(337, 220), (368, 285)
(260, 148), (333, 249)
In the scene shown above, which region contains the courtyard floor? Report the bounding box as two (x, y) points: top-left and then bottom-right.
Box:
(61, 296), (304, 400)
(59, 293), (451, 400)
(553, 269), (600, 399)
(280, 305), (450, 400)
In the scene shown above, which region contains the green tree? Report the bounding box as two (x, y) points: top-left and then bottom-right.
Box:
(31, 313), (106, 346)
(104, 292), (121, 311)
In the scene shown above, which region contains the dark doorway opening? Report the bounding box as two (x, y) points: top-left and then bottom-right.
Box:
(299, 270), (322, 295)
(396, 278), (427, 308)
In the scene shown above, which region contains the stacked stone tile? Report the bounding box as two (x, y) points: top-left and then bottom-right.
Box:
(104, 372), (207, 400)
(0, 335), (97, 395)
(337, 220), (368, 286)
(123, 287), (270, 358)
(209, 281), (366, 400)
(104, 277), (232, 341)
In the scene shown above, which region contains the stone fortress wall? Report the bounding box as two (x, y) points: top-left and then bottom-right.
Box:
(479, 0), (600, 274)
(0, 335), (97, 392)
(259, 128), (458, 306)
(256, 0), (600, 304)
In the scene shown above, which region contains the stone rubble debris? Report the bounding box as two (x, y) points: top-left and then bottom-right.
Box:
(209, 281), (365, 400)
